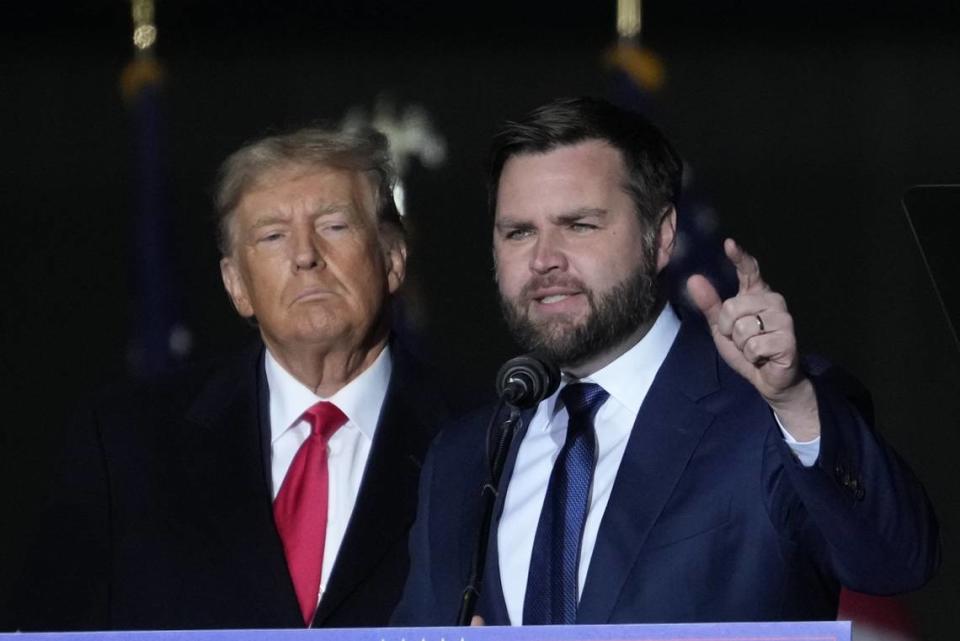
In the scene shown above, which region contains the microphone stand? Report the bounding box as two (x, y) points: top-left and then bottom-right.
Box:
(456, 399), (522, 625)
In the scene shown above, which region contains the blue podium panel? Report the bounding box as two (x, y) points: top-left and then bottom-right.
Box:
(2, 622), (850, 641)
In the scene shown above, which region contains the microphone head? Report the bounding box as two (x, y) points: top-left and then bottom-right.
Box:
(495, 353), (561, 409)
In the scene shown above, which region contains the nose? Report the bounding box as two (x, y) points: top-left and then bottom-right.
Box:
(292, 229), (324, 272)
(529, 229), (567, 274)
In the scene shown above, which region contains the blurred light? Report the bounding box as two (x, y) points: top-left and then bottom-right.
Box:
(132, 0), (154, 24)
(617, 0), (642, 39)
(169, 325), (193, 358)
(130, 0), (157, 52)
(133, 25), (157, 50)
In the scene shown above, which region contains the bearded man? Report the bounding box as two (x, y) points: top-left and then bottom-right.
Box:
(392, 97), (939, 625)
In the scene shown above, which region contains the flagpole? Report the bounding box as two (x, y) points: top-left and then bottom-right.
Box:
(120, 1), (188, 376)
(617, 0), (642, 42)
(121, 0), (163, 102)
(608, 0), (664, 96)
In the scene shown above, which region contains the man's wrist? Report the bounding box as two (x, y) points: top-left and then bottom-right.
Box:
(768, 377), (820, 442)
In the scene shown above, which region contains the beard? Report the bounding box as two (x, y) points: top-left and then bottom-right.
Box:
(500, 258), (661, 370)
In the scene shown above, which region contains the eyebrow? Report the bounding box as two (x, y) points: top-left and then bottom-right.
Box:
(496, 207), (608, 228)
(248, 204), (358, 230)
(552, 207), (608, 224)
(249, 215), (288, 230)
(314, 203), (357, 216)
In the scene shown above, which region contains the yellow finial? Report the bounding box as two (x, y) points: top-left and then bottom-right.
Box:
(608, 0), (664, 92)
(131, 0), (157, 52)
(617, 0), (642, 40)
(120, 0), (164, 102)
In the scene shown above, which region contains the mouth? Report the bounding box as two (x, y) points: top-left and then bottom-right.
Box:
(528, 288), (583, 307)
(292, 287), (334, 304)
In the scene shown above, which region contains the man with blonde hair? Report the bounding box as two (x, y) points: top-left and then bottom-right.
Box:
(20, 125), (444, 630)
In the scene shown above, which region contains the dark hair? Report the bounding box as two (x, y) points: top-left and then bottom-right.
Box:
(214, 125), (402, 256)
(488, 97), (683, 236)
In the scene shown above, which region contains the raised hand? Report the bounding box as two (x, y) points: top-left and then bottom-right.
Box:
(686, 239), (819, 441)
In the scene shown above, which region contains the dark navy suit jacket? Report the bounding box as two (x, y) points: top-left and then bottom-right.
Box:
(18, 339), (445, 630)
(393, 320), (939, 625)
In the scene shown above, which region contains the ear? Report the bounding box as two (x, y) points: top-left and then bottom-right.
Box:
(655, 206), (678, 273)
(383, 234), (407, 295)
(220, 256), (255, 318)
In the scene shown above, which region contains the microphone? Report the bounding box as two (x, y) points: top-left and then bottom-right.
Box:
(496, 353), (561, 409)
(457, 353), (560, 624)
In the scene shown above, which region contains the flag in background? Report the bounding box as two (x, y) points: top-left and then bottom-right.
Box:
(604, 9), (738, 314)
(120, 0), (190, 376)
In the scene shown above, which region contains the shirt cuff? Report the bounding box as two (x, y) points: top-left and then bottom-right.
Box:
(775, 412), (821, 467)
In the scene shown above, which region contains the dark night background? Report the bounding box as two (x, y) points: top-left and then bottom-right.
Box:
(2, 0), (959, 636)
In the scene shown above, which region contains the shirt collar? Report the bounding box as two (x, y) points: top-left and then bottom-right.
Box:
(543, 302), (682, 422)
(265, 345), (393, 444)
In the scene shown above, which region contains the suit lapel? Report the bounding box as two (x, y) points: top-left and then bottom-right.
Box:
(577, 321), (720, 623)
(312, 345), (442, 625)
(180, 342), (302, 626)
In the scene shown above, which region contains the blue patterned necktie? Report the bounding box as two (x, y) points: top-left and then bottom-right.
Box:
(523, 382), (609, 625)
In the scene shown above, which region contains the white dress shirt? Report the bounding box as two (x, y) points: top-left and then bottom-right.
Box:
(497, 305), (820, 624)
(265, 345), (392, 605)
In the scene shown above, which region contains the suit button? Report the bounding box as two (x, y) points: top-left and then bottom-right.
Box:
(848, 477), (864, 498)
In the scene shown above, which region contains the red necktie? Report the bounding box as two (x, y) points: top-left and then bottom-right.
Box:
(273, 401), (347, 626)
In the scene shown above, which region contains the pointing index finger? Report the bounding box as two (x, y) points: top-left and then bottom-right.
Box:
(725, 238), (767, 293)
